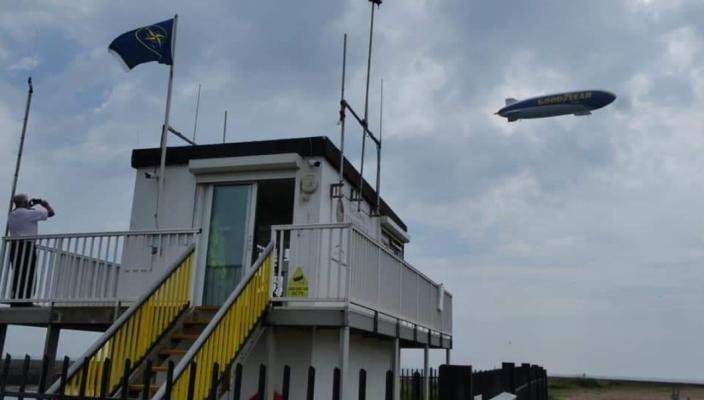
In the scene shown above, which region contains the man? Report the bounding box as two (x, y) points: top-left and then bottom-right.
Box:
(7, 194), (54, 302)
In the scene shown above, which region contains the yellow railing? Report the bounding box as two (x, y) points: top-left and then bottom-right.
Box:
(163, 247), (273, 400)
(56, 246), (194, 396)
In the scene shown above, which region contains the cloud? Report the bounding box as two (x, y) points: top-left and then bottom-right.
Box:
(0, 0), (704, 381)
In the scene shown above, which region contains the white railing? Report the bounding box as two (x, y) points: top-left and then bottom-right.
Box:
(271, 223), (452, 336)
(0, 229), (199, 305)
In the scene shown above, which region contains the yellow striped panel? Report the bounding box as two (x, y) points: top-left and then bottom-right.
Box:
(64, 253), (193, 396)
(171, 253), (272, 399)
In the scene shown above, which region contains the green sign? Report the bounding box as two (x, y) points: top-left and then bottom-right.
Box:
(287, 267), (309, 298)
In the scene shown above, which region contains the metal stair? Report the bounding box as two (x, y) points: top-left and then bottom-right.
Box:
(124, 306), (217, 398)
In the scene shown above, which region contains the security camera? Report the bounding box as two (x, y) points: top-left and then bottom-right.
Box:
(145, 172), (157, 179)
(308, 160), (321, 168)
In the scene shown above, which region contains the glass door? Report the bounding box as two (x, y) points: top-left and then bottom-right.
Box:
(203, 184), (256, 306)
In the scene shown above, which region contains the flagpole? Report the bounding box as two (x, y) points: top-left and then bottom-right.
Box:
(5, 77), (34, 237)
(154, 14), (178, 229)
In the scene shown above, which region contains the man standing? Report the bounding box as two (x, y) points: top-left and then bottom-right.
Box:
(7, 194), (54, 302)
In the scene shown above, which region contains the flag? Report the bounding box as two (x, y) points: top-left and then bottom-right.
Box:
(108, 18), (174, 70)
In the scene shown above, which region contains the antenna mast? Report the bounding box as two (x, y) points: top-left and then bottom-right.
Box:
(335, 0), (384, 215)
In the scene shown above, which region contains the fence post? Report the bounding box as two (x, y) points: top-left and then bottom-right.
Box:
(165, 360), (173, 400)
(385, 370), (393, 400)
(100, 357), (112, 398)
(120, 359), (132, 400)
(78, 356), (89, 399)
(358, 369), (367, 400)
(232, 363), (241, 400)
(502, 362), (515, 393)
(188, 362), (199, 400)
(0, 355), (9, 399)
(438, 365), (472, 400)
(412, 371), (421, 400)
(306, 366), (315, 400)
(142, 359), (152, 400)
(542, 367), (548, 400)
(38, 354), (50, 395)
(17, 354), (30, 400)
(257, 364), (266, 400)
(59, 356), (70, 397)
(332, 367), (341, 400)
(282, 365), (290, 400)
(209, 362), (220, 400)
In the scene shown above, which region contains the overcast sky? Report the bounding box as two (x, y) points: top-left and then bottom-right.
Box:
(1, 0), (704, 382)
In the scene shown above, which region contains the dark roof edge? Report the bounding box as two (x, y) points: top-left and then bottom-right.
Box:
(131, 136), (407, 231)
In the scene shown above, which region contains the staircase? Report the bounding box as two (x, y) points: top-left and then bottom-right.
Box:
(47, 242), (275, 400)
(124, 306), (217, 398)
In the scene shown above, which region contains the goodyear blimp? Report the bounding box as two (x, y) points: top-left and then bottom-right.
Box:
(496, 90), (616, 122)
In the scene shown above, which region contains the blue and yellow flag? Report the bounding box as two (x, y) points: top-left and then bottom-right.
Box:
(109, 18), (174, 70)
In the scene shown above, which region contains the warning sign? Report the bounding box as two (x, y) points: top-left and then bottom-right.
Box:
(287, 267), (309, 298)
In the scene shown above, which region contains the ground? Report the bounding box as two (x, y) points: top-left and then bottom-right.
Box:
(549, 377), (704, 400)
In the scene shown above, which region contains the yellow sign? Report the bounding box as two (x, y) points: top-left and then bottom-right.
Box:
(287, 267), (309, 297)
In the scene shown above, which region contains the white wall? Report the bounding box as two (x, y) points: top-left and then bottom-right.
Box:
(238, 327), (395, 400)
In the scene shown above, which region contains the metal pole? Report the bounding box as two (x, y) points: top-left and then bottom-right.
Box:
(222, 110), (228, 143)
(5, 77), (34, 236)
(155, 14), (178, 229)
(358, 1), (378, 211)
(192, 83), (201, 142)
(375, 79), (383, 213)
(338, 34), (348, 184)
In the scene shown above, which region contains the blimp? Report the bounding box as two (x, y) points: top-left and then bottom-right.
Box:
(496, 90), (616, 122)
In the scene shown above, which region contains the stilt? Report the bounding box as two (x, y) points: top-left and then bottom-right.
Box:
(339, 326), (350, 398)
(393, 337), (400, 400)
(423, 344), (429, 400)
(43, 324), (60, 363)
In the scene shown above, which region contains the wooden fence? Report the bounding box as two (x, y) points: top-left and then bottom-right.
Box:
(0, 354), (545, 400)
(401, 362), (547, 400)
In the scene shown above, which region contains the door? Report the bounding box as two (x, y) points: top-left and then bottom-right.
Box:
(202, 183), (257, 306)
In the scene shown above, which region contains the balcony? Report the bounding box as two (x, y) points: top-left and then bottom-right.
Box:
(0, 229), (199, 306)
(271, 223), (452, 347)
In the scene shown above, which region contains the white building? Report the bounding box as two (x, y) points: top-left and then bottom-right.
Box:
(0, 136), (452, 400)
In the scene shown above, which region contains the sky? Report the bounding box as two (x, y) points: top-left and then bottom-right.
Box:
(1, 0), (704, 382)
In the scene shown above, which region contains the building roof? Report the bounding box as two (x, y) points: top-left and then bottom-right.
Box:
(131, 136), (407, 231)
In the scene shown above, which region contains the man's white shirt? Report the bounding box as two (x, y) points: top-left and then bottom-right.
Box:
(8, 207), (48, 236)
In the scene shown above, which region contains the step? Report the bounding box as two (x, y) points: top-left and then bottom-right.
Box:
(183, 319), (211, 326)
(128, 383), (161, 393)
(195, 305), (220, 312)
(171, 333), (200, 341)
(159, 348), (187, 357)
(152, 365), (170, 373)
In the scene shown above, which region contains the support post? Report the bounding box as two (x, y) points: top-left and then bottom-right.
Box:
(339, 326), (350, 398)
(43, 325), (60, 365)
(445, 348), (450, 365)
(393, 338), (400, 400)
(423, 345), (429, 400)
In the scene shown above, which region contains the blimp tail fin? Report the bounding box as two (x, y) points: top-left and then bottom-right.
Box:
(505, 98), (518, 106)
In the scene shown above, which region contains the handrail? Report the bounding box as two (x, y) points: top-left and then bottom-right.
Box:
(47, 244), (196, 395)
(0, 228), (201, 241)
(153, 242), (275, 400)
